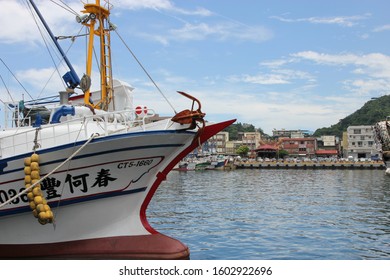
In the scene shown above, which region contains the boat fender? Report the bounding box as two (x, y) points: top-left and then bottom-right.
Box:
(24, 153), (54, 225)
(50, 105), (75, 124)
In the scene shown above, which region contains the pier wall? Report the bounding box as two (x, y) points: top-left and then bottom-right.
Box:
(235, 161), (385, 170)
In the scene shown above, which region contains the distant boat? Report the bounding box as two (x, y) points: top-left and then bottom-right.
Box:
(205, 156), (227, 170)
(0, 0), (235, 259)
(174, 161), (197, 171)
(174, 155), (233, 171)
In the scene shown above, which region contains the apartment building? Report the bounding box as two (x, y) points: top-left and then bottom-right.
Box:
(345, 125), (377, 159)
(238, 132), (262, 157)
(279, 137), (317, 157)
(211, 131), (230, 154)
(272, 129), (311, 138)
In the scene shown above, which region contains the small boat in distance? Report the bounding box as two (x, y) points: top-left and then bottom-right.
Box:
(174, 155), (231, 171)
(0, 0), (235, 259)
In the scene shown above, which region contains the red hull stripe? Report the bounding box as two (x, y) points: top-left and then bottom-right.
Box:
(0, 233), (190, 260)
(140, 119), (236, 234)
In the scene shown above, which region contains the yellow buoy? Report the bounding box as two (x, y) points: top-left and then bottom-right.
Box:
(33, 195), (43, 205)
(31, 179), (40, 186)
(36, 204), (45, 213)
(31, 170), (40, 180)
(24, 166), (32, 175)
(29, 201), (36, 210)
(27, 192), (34, 201)
(24, 175), (32, 184)
(31, 153), (39, 163)
(24, 157), (31, 166)
(23, 152), (52, 225)
(32, 187), (41, 196)
(38, 211), (47, 220)
(46, 210), (54, 220)
(30, 162), (39, 171)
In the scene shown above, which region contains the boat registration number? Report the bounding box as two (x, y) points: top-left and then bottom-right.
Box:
(117, 159), (154, 169)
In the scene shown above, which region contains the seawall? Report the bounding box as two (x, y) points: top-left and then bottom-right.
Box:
(235, 161), (386, 170)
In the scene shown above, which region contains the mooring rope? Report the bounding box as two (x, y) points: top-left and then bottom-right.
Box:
(0, 133), (99, 209)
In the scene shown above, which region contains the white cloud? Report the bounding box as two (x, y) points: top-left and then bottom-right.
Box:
(175, 88), (351, 135)
(116, 0), (212, 16)
(373, 24), (390, 32)
(136, 20), (272, 45)
(237, 74), (290, 85)
(229, 69), (314, 85)
(0, 0), (80, 45)
(145, 22), (273, 44)
(116, 0), (175, 10)
(260, 58), (298, 68)
(115, 1), (272, 45)
(271, 13), (371, 27)
(15, 67), (66, 96)
(254, 51), (390, 98)
(343, 79), (390, 96)
(292, 51), (390, 79)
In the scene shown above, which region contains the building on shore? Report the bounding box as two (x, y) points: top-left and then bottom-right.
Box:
(272, 129), (312, 138)
(344, 125), (379, 160)
(279, 137), (317, 158)
(211, 131), (230, 154)
(315, 135), (340, 158)
(200, 125), (381, 161)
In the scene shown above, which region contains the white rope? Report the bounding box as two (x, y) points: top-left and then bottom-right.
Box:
(0, 133), (99, 209)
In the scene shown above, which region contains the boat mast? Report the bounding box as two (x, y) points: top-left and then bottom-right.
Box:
(28, 0), (80, 90)
(81, 1), (114, 111)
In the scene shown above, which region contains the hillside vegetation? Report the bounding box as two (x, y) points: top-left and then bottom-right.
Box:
(313, 95), (390, 138)
(224, 95), (390, 139)
(222, 122), (259, 140)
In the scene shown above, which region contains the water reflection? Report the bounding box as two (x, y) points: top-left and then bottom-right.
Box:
(147, 169), (390, 259)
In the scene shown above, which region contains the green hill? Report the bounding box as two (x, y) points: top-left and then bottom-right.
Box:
(222, 122), (260, 140)
(313, 95), (390, 138)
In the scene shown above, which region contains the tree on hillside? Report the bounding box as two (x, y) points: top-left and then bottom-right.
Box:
(223, 122), (264, 140)
(313, 95), (390, 138)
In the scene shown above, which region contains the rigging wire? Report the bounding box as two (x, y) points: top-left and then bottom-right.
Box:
(114, 30), (177, 114)
(50, 0), (78, 16)
(25, 0), (85, 98)
(17, 0), (177, 115)
(0, 58), (34, 100)
(25, 0), (67, 91)
(0, 73), (15, 103)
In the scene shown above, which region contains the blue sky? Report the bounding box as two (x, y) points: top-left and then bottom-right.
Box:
(1, 0), (390, 135)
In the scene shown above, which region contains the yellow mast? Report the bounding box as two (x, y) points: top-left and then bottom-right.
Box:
(81, 1), (113, 111)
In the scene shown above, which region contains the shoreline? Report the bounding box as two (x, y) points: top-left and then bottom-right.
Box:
(235, 161), (386, 169)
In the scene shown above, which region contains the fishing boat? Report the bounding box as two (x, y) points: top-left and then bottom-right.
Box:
(0, 0), (235, 259)
(373, 117), (390, 174)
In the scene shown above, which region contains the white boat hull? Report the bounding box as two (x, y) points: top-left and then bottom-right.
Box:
(0, 119), (235, 258)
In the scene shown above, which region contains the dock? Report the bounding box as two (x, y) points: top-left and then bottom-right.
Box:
(235, 161), (386, 170)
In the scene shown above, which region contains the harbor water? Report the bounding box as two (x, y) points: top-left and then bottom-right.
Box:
(147, 169), (390, 260)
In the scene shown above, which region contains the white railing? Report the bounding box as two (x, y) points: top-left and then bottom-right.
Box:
(0, 108), (157, 158)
